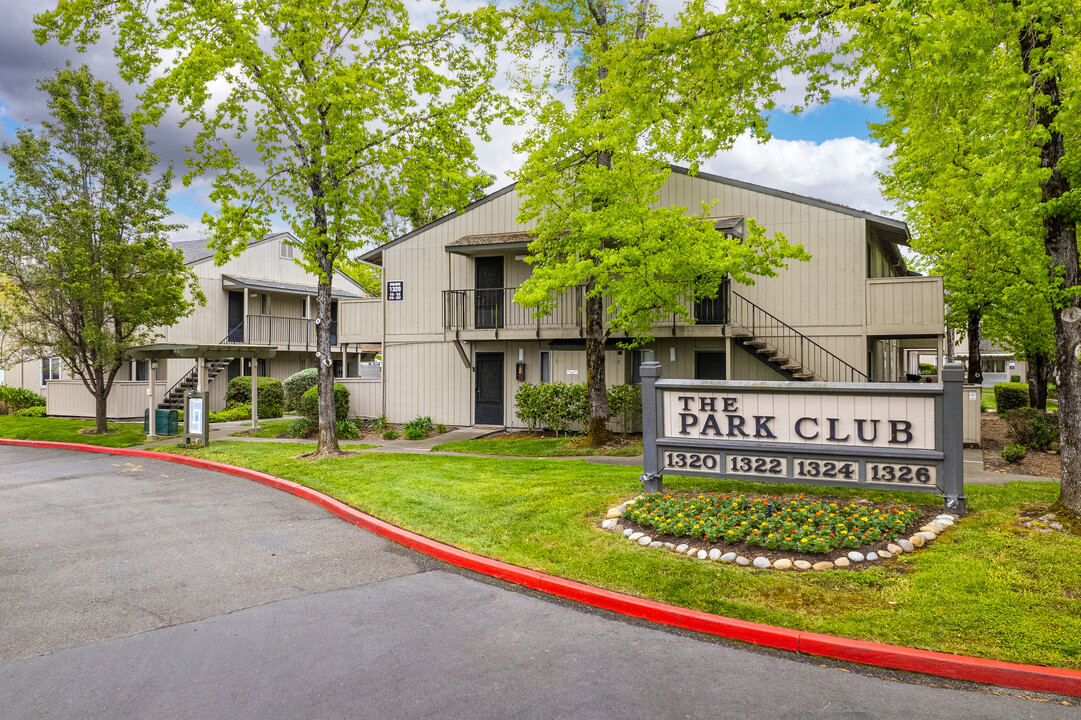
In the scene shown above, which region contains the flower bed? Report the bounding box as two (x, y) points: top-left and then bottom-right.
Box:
(625, 492), (920, 554)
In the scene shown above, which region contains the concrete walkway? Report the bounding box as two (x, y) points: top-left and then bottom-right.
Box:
(136, 424), (1059, 484)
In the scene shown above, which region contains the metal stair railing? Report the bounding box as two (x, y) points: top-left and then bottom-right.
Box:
(729, 290), (868, 383)
(159, 323), (245, 407)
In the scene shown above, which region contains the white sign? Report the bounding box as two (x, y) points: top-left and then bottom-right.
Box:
(189, 398), (204, 434)
(662, 390), (935, 450)
(566, 369), (579, 375)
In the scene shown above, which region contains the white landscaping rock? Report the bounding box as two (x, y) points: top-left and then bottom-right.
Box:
(606, 508), (622, 519)
(887, 543), (903, 555)
(601, 518), (617, 530)
(878, 550), (892, 559)
(628, 532), (644, 542)
(752, 557), (771, 569)
(708, 549), (721, 561)
(898, 539), (915, 553)
(697, 550), (709, 560)
(847, 551), (865, 562)
(649, 541), (663, 548)
(720, 552), (736, 563)
(915, 531), (937, 542)
(675, 544), (689, 553)
(623, 528), (635, 538)
(735, 556), (750, 566)
(637, 535), (652, 546)
(866, 552), (879, 562)
(793, 560), (812, 570)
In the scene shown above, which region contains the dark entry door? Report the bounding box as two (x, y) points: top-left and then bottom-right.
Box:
(695, 351), (727, 380)
(330, 300), (339, 346)
(228, 291), (244, 342)
(475, 257), (504, 330)
(475, 353), (504, 425)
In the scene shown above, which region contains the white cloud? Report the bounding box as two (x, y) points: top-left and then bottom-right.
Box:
(701, 134), (894, 217)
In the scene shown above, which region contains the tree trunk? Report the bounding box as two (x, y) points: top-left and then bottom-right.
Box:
(1019, 20), (1080, 515)
(1028, 351), (1050, 410)
(314, 250), (341, 458)
(966, 309), (983, 386)
(93, 370), (108, 434)
(945, 326), (955, 364)
(583, 278), (613, 446)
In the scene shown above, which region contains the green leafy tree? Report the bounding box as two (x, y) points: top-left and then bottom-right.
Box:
(0, 66), (202, 434)
(38, 0), (508, 457)
(510, 0), (808, 444)
(729, 0), (1081, 512)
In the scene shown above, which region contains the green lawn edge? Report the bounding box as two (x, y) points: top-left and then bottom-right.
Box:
(431, 437), (643, 457)
(154, 441), (1080, 670)
(0, 416), (156, 447)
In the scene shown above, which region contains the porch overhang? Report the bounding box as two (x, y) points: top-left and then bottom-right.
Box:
(221, 274), (361, 299)
(127, 343), (278, 361)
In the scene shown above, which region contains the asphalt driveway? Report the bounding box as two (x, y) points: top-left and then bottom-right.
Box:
(0, 445), (1074, 719)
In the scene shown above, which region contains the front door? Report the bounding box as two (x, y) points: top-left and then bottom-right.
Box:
(227, 291), (244, 342)
(695, 351), (726, 380)
(330, 300), (338, 346)
(475, 352), (504, 426)
(474, 256), (504, 330)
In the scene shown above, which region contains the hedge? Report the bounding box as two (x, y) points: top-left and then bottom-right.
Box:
(299, 383), (351, 424)
(225, 376), (284, 418)
(993, 382), (1029, 415)
(0, 385), (47, 414)
(283, 368), (318, 411)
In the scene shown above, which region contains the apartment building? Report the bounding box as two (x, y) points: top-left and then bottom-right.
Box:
(344, 167), (945, 428)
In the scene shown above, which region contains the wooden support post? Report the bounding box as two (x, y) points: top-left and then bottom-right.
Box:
(251, 356), (259, 433)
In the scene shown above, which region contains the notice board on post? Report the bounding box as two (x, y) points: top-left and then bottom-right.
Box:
(638, 362), (966, 512)
(184, 391), (210, 447)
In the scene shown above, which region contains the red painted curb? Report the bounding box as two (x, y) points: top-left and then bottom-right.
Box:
(5, 438), (1079, 697)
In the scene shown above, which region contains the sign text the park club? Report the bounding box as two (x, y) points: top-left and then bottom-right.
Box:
(639, 363), (966, 512)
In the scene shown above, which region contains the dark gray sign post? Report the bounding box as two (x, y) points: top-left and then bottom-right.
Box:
(184, 391), (211, 447)
(638, 361), (966, 513)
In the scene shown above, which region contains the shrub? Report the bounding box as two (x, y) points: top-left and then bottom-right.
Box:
(515, 381), (588, 435)
(337, 419), (360, 439)
(1004, 408), (1060, 451)
(607, 383), (642, 435)
(372, 415), (388, 432)
(435, 423), (447, 434)
(225, 376), (284, 418)
(14, 405), (46, 418)
(402, 416), (433, 440)
(515, 383), (545, 431)
(209, 404), (252, 423)
(1048, 383), (1058, 398)
(1001, 443), (1027, 464)
(282, 368), (319, 411)
(0, 385), (47, 413)
(993, 382), (1029, 415)
(382, 429), (399, 440)
(1010, 374), (1022, 383)
(298, 383), (350, 424)
(288, 417), (313, 438)
(918, 362), (936, 376)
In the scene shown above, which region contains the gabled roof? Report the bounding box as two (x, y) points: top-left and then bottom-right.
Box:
(171, 231), (369, 296)
(358, 166), (910, 266)
(221, 274), (363, 299)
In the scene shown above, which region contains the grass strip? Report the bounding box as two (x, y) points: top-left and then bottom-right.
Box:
(431, 437), (643, 457)
(0, 416), (154, 447)
(159, 441), (1081, 669)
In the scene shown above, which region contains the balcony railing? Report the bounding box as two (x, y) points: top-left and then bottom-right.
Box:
(244, 314), (337, 347)
(443, 287), (585, 333)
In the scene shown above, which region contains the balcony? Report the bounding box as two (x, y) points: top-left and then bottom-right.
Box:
(241, 315), (337, 348)
(442, 283), (730, 340)
(865, 276), (944, 337)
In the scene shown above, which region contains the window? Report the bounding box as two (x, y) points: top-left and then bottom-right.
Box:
(333, 358), (343, 378)
(41, 356), (61, 385)
(280, 241), (294, 259)
(243, 358), (268, 376)
(135, 360), (150, 382)
(260, 293), (270, 315)
(539, 351), (551, 383)
(629, 349), (654, 385)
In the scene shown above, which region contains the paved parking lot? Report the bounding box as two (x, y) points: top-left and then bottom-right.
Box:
(1, 445), (1074, 718)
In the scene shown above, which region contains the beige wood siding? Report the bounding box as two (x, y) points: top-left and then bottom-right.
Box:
(339, 378), (383, 418)
(337, 299), (383, 344)
(383, 341), (473, 425)
(865, 276), (945, 337)
(45, 380), (167, 420)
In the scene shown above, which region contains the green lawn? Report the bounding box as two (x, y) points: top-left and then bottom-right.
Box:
(229, 418), (296, 438)
(431, 436), (643, 457)
(0, 416), (155, 447)
(159, 441), (1080, 670)
(981, 389), (1059, 413)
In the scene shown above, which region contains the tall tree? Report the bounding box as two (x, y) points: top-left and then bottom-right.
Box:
(38, 0), (508, 457)
(737, 0), (1081, 513)
(0, 66), (202, 433)
(510, 0), (809, 444)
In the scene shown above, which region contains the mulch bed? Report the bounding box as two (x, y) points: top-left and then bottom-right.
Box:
(980, 413), (1061, 478)
(610, 493), (944, 566)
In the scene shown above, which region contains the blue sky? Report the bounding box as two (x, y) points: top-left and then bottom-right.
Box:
(0, 0), (898, 244)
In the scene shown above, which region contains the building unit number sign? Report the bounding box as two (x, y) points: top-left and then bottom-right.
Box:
(661, 450), (936, 486)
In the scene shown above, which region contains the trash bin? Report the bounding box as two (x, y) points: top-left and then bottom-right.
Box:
(144, 409), (179, 435)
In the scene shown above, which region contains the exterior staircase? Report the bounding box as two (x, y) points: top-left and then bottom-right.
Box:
(157, 359), (232, 411)
(727, 290), (868, 383)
